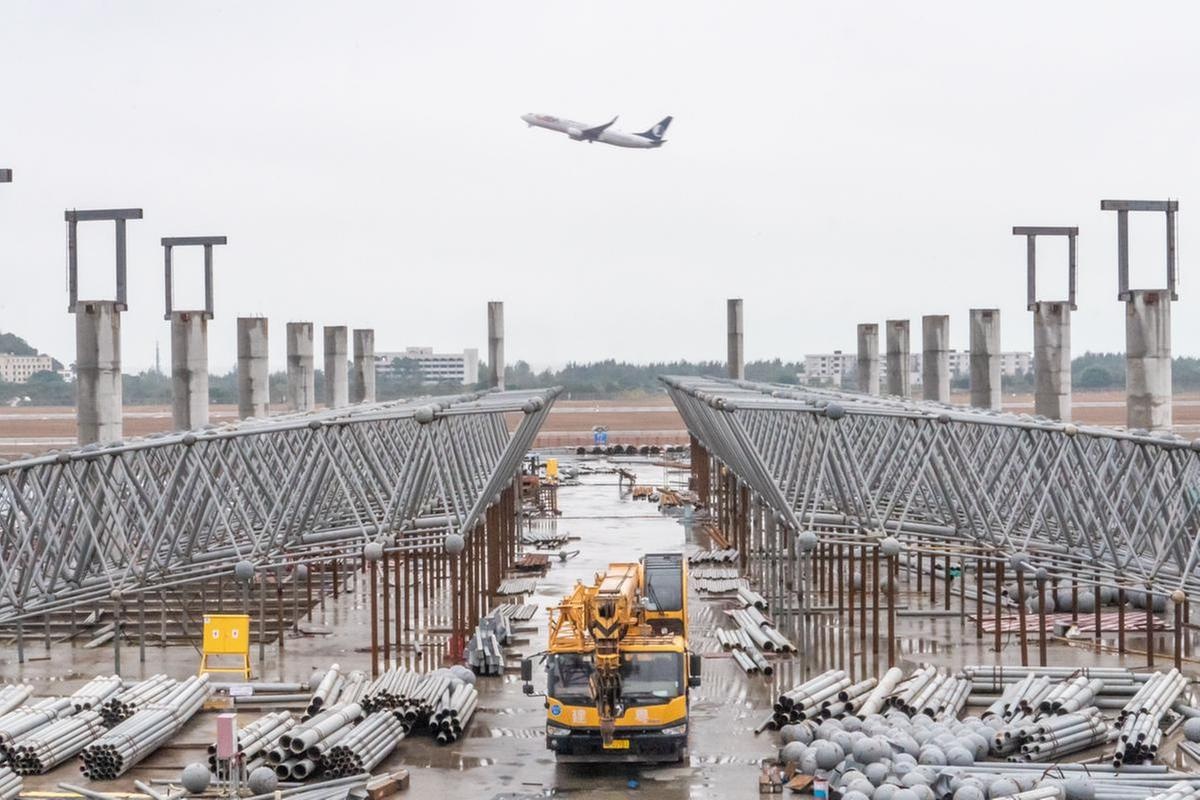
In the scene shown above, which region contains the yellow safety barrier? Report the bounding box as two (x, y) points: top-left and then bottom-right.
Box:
(199, 614), (251, 680)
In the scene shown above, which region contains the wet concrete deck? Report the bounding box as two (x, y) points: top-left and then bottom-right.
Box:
(3, 458), (1194, 798)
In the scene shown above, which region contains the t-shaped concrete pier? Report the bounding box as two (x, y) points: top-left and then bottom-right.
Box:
(163, 236), (225, 431)
(1102, 199), (1179, 431)
(856, 323), (880, 395)
(286, 322), (315, 412)
(237, 317), (270, 419)
(885, 319), (910, 398)
(351, 329), (376, 404)
(66, 208), (142, 445)
(1014, 226), (1077, 421)
(969, 309), (1001, 410)
(727, 299), (744, 380)
(323, 326), (349, 409)
(921, 315), (950, 403)
(488, 301), (505, 390)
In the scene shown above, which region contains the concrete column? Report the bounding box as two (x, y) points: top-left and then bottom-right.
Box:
(351, 328), (376, 404)
(969, 308), (1001, 410)
(75, 301), (122, 445)
(286, 322), (315, 412)
(487, 301), (505, 390)
(856, 323), (880, 395)
(237, 317), (269, 419)
(921, 314), (950, 403)
(1125, 289), (1172, 430)
(727, 298), (744, 380)
(170, 312), (209, 430)
(1032, 302), (1071, 421)
(885, 319), (910, 398)
(323, 325), (349, 408)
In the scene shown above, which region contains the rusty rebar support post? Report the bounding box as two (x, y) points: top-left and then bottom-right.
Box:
(1147, 588), (1155, 668)
(1118, 587), (1126, 655)
(1175, 595), (1184, 671)
(382, 552), (391, 668)
(887, 555), (897, 668)
(1017, 575), (1028, 666)
(975, 553), (984, 639)
(1094, 581), (1102, 653)
(872, 547), (880, 664)
(393, 551), (402, 653)
(369, 558), (379, 678)
(994, 560), (1004, 654)
(1037, 577), (1047, 666)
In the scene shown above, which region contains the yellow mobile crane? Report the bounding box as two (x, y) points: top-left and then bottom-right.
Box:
(521, 552), (701, 762)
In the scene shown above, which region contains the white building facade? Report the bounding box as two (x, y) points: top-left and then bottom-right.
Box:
(804, 350), (1032, 387)
(0, 354), (55, 383)
(375, 347), (480, 385)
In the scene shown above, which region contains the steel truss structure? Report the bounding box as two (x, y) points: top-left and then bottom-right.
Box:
(0, 388), (559, 623)
(663, 375), (1200, 597)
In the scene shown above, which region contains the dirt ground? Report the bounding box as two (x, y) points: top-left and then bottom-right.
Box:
(3, 392), (1199, 459)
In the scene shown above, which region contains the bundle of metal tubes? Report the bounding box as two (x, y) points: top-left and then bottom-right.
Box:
(207, 711), (295, 773)
(273, 702), (364, 780)
(0, 697), (75, 759)
(242, 773), (370, 800)
(319, 712), (406, 775)
(305, 665), (344, 718)
(887, 667), (971, 721)
(429, 682), (478, 745)
(79, 674), (211, 779)
(0, 765), (21, 800)
(359, 668), (435, 715)
(7, 710), (108, 774)
(1115, 670), (1187, 767)
(1146, 781), (1200, 800)
(991, 788), (1065, 800)
(0, 687), (32, 718)
(715, 627), (773, 675)
(69, 676), (123, 712)
(726, 606), (794, 653)
(737, 585), (768, 610)
(768, 670), (852, 727)
(98, 674), (177, 727)
(1003, 708), (1111, 762)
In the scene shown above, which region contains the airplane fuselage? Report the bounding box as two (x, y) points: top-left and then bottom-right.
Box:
(521, 113), (664, 149)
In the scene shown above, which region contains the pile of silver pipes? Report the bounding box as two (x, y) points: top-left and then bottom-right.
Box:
(1038, 676), (1106, 716)
(0, 697), (75, 758)
(207, 711), (295, 773)
(395, 673), (454, 726)
(79, 674), (211, 779)
(737, 585), (768, 610)
(1146, 782), (1200, 800)
(319, 712), (406, 776)
(888, 666), (939, 714)
(856, 667), (906, 717)
(429, 682), (478, 744)
(242, 773), (370, 800)
(0, 765), (20, 800)
(332, 672), (369, 708)
(0, 687), (32, 718)
(1115, 670), (1187, 766)
(715, 627), (773, 675)
(277, 703), (363, 768)
(688, 548), (738, 564)
(768, 670), (850, 728)
(1007, 708), (1111, 762)
(359, 669), (427, 714)
(819, 679), (878, 720)
(933, 762), (1200, 800)
(7, 711), (108, 774)
(922, 675), (971, 721)
(69, 676), (123, 712)
(98, 675), (177, 727)
(305, 665), (344, 718)
(966, 665), (1148, 693)
(465, 609), (512, 677)
(727, 607), (794, 652)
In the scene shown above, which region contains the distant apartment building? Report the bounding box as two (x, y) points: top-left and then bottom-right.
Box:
(375, 347), (479, 385)
(0, 353), (55, 383)
(804, 350), (1032, 387)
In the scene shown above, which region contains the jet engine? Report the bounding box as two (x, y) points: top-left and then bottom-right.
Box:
(566, 127), (583, 140)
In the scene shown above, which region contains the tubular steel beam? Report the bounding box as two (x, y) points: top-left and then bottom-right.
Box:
(662, 374), (1200, 598)
(0, 387), (559, 622)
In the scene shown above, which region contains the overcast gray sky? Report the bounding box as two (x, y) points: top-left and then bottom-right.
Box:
(1, 1), (1197, 373)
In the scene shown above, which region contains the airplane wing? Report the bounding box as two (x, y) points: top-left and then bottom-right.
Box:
(580, 116), (618, 140)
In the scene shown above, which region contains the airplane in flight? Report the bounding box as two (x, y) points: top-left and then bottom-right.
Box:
(520, 113), (672, 149)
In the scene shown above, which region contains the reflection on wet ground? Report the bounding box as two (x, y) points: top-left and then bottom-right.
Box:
(8, 457), (1187, 798)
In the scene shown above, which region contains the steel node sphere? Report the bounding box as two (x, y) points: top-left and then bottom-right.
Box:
(247, 766), (278, 795)
(444, 533), (466, 555)
(880, 537), (902, 557)
(825, 403), (845, 420)
(181, 763), (212, 794)
(796, 530), (819, 553)
(234, 560), (256, 581)
(363, 542), (384, 562)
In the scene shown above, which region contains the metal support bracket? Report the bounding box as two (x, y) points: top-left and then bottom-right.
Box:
(0, 169), (11, 182)
(65, 208), (144, 312)
(1100, 199), (1179, 301)
(162, 236), (227, 319)
(1012, 226), (1078, 310)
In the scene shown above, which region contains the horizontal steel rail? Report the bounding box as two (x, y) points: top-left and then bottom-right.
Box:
(662, 375), (1200, 596)
(0, 388), (559, 622)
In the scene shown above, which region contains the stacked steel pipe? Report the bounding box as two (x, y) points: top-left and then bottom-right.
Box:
(0, 687), (32, 718)
(273, 702), (363, 779)
(0, 697), (75, 758)
(1115, 670), (1186, 767)
(768, 670), (852, 728)
(79, 674), (211, 779)
(207, 711), (295, 773)
(2, 679), (124, 772)
(98, 674), (177, 727)
(0, 765), (20, 800)
(715, 627), (773, 675)
(8, 710), (108, 774)
(1146, 782), (1200, 800)
(305, 665), (345, 718)
(430, 682), (478, 745)
(727, 606), (794, 653)
(319, 712), (406, 775)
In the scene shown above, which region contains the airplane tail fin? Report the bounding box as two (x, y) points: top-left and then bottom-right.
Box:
(637, 116), (672, 141)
